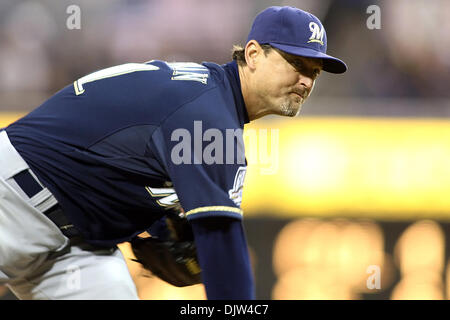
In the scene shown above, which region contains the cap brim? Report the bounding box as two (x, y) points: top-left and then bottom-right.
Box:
(269, 43), (347, 74)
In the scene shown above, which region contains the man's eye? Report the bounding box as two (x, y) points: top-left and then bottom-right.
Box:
(290, 63), (303, 72)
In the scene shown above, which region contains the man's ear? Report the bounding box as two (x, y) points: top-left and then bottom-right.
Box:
(244, 40), (262, 71)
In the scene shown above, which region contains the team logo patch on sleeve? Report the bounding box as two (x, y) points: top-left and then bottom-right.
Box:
(228, 166), (247, 206)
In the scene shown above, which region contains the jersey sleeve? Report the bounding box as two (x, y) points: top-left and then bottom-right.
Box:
(190, 217), (255, 299)
(150, 88), (247, 222)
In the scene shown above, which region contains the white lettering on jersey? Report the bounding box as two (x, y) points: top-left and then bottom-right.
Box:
(74, 63), (160, 95)
(167, 62), (209, 84)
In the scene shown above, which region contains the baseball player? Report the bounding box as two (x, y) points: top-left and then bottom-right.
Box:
(0, 6), (346, 299)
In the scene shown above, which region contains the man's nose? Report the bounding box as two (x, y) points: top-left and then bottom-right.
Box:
(298, 74), (314, 91)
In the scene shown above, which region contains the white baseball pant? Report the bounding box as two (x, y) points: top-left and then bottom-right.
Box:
(0, 130), (138, 299)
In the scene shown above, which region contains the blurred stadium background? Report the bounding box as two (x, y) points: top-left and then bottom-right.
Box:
(1, 0), (450, 300)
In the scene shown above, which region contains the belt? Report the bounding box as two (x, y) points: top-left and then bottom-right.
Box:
(0, 130), (80, 238)
(12, 170), (80, 238)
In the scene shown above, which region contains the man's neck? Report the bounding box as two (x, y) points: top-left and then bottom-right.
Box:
(237, 64), (274, 121)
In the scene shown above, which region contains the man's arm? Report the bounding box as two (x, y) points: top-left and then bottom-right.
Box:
(190, 217), (255, 299)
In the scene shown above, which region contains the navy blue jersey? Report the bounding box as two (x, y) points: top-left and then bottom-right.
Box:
(6, 60), (249, 246)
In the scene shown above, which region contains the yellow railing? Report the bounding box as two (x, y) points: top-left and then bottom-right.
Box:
(241, 117), (450, 220)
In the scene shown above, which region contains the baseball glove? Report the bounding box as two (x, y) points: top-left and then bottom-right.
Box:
(130, 211), (202, 287)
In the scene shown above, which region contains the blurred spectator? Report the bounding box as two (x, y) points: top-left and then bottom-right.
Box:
(0, 1), (55, 92)
(0, 0), (449, 111)
(108, 0), (252, 63)
(383, 0), (450, 97)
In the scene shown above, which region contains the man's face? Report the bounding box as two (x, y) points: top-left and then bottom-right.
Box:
(253, 46), (322, 117)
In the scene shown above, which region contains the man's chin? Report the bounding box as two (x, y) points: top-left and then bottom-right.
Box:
(280, 103), (302, 117)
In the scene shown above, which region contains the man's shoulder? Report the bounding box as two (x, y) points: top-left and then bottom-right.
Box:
(148, 60), (237, 125)
(145, 60), (227, 103)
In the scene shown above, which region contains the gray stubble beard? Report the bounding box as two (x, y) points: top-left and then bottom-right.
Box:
(280, 99), (302, 117)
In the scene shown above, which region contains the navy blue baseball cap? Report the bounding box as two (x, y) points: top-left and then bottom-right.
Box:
(247, 6), (347, 74)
